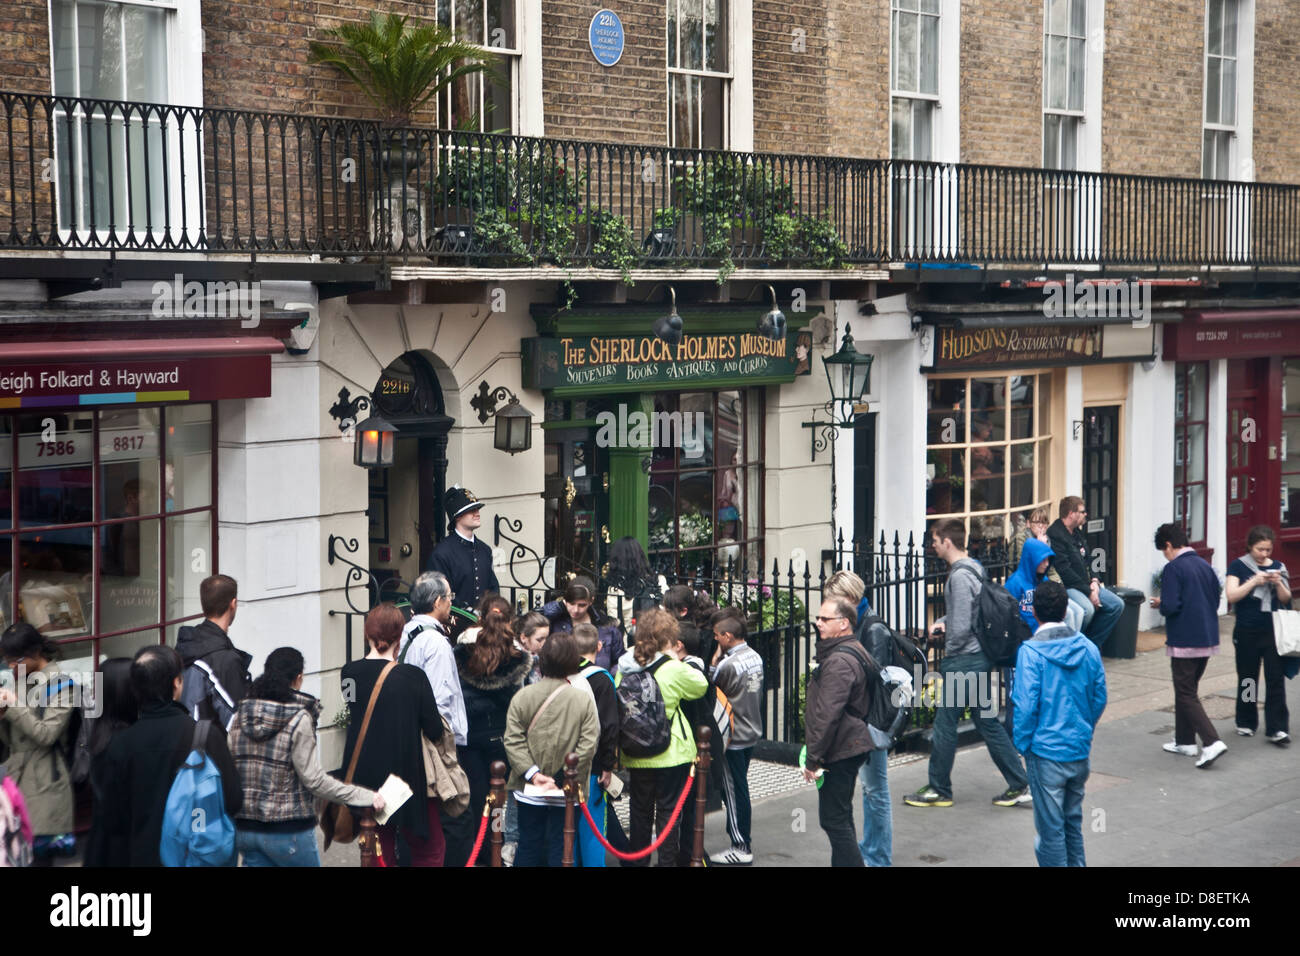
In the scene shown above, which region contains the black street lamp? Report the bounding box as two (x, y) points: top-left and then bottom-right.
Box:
(802, 322), (875, 554)
(493, 394), (533, 454)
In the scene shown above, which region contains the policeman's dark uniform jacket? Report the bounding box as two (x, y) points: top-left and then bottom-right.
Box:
(427, 486), (499, 613)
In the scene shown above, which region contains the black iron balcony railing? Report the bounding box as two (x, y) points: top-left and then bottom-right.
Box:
(2, 90), (1299, 269)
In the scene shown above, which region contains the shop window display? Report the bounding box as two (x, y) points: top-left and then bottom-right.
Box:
(0, 404), (216, 669)
(925, 373), (1054, 546)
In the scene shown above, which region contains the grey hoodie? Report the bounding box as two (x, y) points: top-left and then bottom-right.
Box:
(940, 557), (986, 657)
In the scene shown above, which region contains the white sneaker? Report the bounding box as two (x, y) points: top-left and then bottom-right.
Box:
(1163, 741), (1198, 756)
(1196, 740), (1227, 768)
(1267, 731), (1291, 747)
(500, 842), (517, 867)
(1235, 727), (1255, 737)
(710, 846), (754, 865)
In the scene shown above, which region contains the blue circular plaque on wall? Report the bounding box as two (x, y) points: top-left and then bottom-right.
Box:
(589, 9), (625, 67)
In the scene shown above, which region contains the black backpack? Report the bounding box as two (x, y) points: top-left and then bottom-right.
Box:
(956, 566), (1032, 667)
(855, 615), (927, 749)
(616, 657), (676, 758)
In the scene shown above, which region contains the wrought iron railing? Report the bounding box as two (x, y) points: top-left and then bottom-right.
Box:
(4, 90), (1300, 268)
(484, 530), (1015, 749)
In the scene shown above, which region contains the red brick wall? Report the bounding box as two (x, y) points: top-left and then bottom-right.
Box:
(0, 0), (52, 95)
(541, 1), (666, 145)
(753, 0), (829, 155)
(960, 0), (1042, 167)
(1101, 0), (1204, 178)
(1253, 0), (1300, 185)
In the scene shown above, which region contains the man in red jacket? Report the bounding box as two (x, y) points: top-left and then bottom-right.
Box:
(803, 596), (873, 867)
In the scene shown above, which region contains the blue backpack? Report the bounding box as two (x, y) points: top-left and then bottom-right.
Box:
(160, 720), (236, 867)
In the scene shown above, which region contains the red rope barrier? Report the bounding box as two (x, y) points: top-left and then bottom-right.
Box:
(463, 798), (493, 867)
(577, 765), (695, 862)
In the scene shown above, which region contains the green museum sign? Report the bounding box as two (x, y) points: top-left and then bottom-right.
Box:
(522, 332), (803, 395)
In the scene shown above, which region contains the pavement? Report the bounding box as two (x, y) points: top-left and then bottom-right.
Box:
(306, 617), (1297, 867)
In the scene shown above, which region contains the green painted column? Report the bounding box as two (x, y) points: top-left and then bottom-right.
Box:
(606, 393), (652, 551)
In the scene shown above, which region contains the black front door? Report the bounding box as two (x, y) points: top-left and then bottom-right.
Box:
(544, 427), (607, 585)
(1082, 405), (1120, 587)
(853, 412), (877, 555)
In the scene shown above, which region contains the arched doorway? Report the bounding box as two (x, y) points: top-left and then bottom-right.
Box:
(367, 352), (453, 590)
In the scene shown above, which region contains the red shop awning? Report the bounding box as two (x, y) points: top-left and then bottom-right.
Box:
(0, 337), (284, 406)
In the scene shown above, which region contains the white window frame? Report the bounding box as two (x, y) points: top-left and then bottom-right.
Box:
(434, 0), (523, 134)
(1041, 0), (1087, 171)
(666, 0), (734, 149)
(47, 0), (203, 244)
(1200, 0), (1254, 262)
(1041, 0), (1104, 262)
(889, 0), (958, 259)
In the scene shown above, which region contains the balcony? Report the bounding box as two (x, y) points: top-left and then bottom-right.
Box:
(0, 91), (1298, 288)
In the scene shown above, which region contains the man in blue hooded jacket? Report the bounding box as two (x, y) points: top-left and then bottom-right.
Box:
(1012, 580), (1107, 867)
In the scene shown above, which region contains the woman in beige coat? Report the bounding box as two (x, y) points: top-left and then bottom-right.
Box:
(0, 623), (77, 863)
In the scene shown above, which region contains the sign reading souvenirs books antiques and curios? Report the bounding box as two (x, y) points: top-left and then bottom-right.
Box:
(523, 333), (801, 395)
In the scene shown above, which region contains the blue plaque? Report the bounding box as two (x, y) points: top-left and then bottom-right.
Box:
(589, 9), (625, 67)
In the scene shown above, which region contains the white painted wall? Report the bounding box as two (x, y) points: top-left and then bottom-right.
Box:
(1123, 355), (1177, 628)
(1206, 357), (1230, 611)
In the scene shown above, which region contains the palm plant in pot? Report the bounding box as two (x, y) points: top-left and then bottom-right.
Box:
(308, 13), (499, 249)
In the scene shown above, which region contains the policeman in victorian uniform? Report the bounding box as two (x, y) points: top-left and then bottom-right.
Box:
(428, 485), (499, 638)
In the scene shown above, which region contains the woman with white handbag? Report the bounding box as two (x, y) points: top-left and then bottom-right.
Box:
(1224, 525), (1292, 746)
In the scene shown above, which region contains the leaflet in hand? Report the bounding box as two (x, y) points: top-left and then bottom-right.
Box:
(374, 774), (413, 826)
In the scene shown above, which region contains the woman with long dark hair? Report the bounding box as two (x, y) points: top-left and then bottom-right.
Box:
(0, 623), (76, 864)
(604, 536), (667, 631)
(82, 658), (137, 867)
(229, 647), (384, 866)
(1225, 525), (1292, 745)
(455, 596), (531, 863)
(541, 576), (625, 672)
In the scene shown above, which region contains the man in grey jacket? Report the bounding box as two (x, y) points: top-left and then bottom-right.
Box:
(905, 519), (1030, 808)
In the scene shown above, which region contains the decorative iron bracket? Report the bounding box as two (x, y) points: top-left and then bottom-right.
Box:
(328, 387), (371, 433)
(494, 514), (545, 589)
(471, 380), (518, 424)
(327, 534), (378, 614)
(801, 398), (852, 463)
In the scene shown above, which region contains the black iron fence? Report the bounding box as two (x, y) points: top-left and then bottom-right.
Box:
(4, 91), (1300, 268)
(489, 531), (1016, 749)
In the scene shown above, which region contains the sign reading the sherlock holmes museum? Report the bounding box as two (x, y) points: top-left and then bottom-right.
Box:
(522, 333), (799, 394)
(930, 324), (1104, 371)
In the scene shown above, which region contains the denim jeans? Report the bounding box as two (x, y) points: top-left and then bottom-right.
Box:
(237, 827), (320, 867)
(928, 651), (1028, 800)
(1066, 587), (1124, 651)
(818, 754), (866, 867)
(857, 749), (892, 867)
(515, 800), (567, 867)
(1025, 752), (1089, 867)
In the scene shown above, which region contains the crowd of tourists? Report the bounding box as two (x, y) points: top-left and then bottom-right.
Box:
(0, 490), (1292, 869)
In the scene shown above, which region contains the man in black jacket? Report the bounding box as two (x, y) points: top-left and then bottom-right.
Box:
(1047, 496), (1124, 651)
(803, 596), (873, 867)
(98, 645), (242, 867)
(177, 574), (252, 732)
(428, 486), (499, 638)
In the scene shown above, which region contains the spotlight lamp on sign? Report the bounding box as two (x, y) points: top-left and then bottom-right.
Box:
(353, 414), (397, 469)
(651, 286), (684, 346)
(758, 285), (787, 341)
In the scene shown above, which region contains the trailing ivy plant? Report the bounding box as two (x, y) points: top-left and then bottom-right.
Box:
(590, 209), (641, 285)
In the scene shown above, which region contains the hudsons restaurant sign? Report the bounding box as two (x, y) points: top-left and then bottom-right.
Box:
(523, 332), (799, 394)
(930, 324), (1103, 370)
